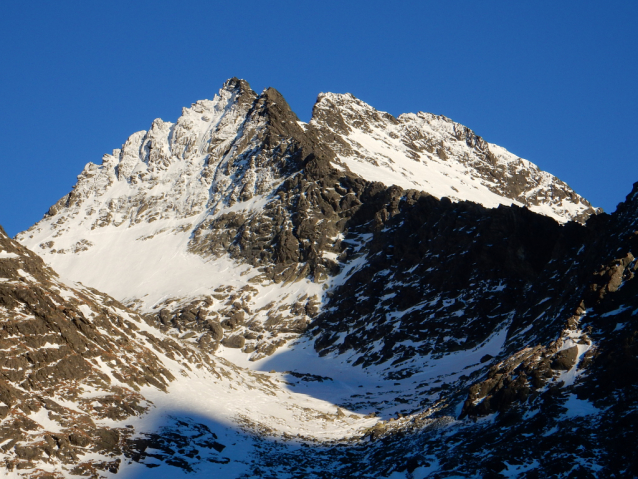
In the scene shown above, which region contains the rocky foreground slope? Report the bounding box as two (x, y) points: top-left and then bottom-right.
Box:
(0, 226), (384, 477)
(5, 79), (636, 477)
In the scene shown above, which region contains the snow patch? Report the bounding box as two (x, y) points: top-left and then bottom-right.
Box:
(562, 394), (599, 418)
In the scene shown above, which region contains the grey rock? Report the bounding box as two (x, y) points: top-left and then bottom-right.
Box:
(221, 335), (245, 349)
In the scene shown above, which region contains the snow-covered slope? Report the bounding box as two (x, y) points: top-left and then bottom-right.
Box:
(0, 225), (389, 476)
(0, 223), (542, 477)
(17, 79), (327, 360)
(4, 184), (638, 477)
(16, 78), (601, 365)
(5, 78), (638, 477)
(18, 79), (595, 307)
(310, 92), (597, 223)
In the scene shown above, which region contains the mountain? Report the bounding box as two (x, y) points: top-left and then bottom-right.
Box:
(17, 79), (597, 359)
(7, 79), (636, 477)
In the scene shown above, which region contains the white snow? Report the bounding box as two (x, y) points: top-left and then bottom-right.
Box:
(220, 320), (513, 421)
(600, 305), (631, 317)
(92, 330), (381, 478)
(341, 127), (518, 211)
(28, 408), (64, 433)
(555, 327), (595, 387)
(502, 459), (540, 477)
(77, 304), (94, 319)
(16, 269), (36, 282)
(387, 459), (440, 479)
(562, 394), (599, 418)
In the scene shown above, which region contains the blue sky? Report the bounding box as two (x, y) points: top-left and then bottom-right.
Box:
(1, 1), (636, 237)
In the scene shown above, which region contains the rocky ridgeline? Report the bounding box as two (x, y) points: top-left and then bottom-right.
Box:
(42, 78), (258, 229)
(458, 184), (638, 420)
(310, 196), (586, 369)
(310, 92), (599, 223)
(448, 185), (638, 476)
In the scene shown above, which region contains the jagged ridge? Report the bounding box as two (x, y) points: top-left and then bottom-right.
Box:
(17, 79), (600, 362)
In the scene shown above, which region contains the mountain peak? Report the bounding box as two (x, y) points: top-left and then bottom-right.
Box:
(309, 91), (598, 223)
(222, 76), (253, 94)
(315, 91), (358, 104)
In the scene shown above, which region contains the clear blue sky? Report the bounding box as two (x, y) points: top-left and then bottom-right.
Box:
(1, 1), (636, 237)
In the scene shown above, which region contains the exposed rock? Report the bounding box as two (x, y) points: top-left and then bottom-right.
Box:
(552, 346), (579, 370)
(10, 80), (638, 478)
(221, 335), (245, 349)
(205, 320), (224, 340)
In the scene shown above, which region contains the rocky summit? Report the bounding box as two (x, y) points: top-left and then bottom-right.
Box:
(3, 79), (635, 477)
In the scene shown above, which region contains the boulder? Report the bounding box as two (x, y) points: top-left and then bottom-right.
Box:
(221, 335), (245, 349)
(204, 320), (224, 341)
(552, 346), (579, 371)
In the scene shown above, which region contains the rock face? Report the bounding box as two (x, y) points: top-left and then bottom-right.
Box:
(310, 198), (583, 370)
(9, 78), (638, 477)
(0, 226), (181, 474)
(445, 185), (638, 478)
